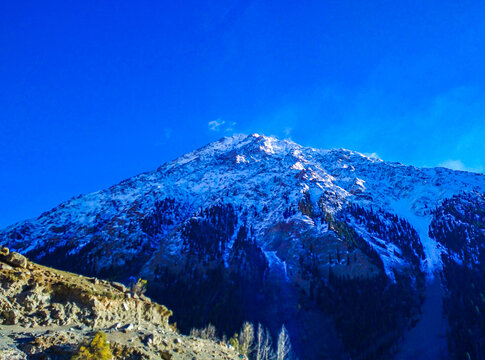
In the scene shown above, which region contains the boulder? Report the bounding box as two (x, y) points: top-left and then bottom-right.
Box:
(4, 309), (20, 325)
(4, 252), (27, 268)
(111, 282), (127, 293)
(122, 323), (134, 331)
(0, 263), (13, 271)
(161, 351), (173, 360)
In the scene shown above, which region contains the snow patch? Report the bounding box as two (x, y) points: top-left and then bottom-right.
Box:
(291, 162), (305, 171)
(263, 250), (290, 281)
(259, 137), (277, 155)
(389, 198), (443, 277)
(236, 155), (249, 164)
(351, 221), (405, 282)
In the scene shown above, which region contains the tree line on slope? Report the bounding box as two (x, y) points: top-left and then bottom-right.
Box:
(190, 321), (294, 360)
(430, 192), (485, 359)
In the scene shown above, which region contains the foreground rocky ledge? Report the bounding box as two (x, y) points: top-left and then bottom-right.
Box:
(0, 247), (243, 359)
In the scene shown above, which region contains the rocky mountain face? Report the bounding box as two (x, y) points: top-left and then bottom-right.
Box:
(0, 247), (243, 359)
(1, 134), (485, 359)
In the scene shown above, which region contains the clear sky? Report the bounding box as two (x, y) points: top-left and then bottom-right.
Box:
(1, 0), (485, 227)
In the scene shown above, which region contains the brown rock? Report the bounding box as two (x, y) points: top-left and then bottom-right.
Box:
(161, 351), (173, 360)
(4, 309), (20, 325)
(111, 282), (127, 293)
(0, 262), (13, 270)
(4, 252), (27, 268)
(0, 256), (242, 360)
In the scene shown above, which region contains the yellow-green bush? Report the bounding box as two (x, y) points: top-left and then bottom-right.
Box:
(229, 333), (239, 351)
(131, 278), (148, 295)
(72, 331), (112, 360)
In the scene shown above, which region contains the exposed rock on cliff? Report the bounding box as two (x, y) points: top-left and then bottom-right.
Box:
(0, 247), (243, 359)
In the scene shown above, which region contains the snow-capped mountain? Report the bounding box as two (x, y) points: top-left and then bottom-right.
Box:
(1, 133), (483, 275)
(1, 133), (484, 359)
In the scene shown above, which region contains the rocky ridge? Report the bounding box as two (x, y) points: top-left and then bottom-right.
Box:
(0, 247), (243, 359)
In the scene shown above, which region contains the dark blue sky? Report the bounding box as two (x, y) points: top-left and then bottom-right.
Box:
(1, 0), (485, 227)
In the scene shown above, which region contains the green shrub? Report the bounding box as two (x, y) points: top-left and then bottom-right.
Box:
(72, 331), (112, 360)
(229, 333), (240, 351)
(131, 278), (148, 295)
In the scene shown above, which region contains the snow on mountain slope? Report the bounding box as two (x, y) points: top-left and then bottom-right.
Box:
(1, 133), (484, 278)
(389, 198), (442, 276)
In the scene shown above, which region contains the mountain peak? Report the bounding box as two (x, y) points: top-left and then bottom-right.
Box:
(1, 134), (485, 359)
(213, 134), (382, 165)
(1, 134), (484, 277)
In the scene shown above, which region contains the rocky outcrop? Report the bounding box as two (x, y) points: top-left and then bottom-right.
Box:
(0, 247), (243, 359)
(0, 249), (27, 269)
(0, 247), (171, 330)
